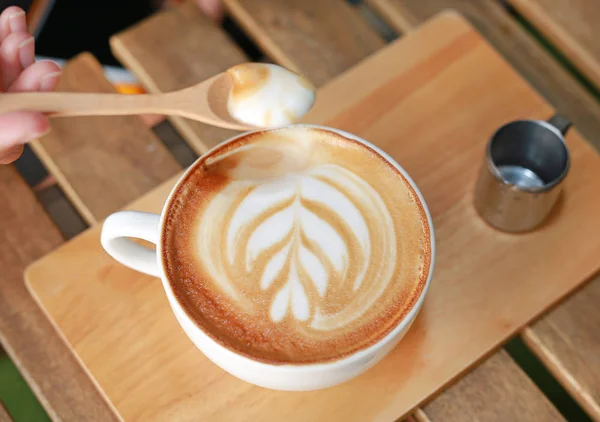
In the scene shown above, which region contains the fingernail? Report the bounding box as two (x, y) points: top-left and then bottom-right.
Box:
(39, 71), (62, 91)
(9, 10), (26, 32)
(18, 36), (35, 68)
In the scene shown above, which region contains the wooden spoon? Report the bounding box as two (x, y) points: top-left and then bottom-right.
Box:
(0, 71), (254, 131)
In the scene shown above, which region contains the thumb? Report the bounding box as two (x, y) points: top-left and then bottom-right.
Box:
(0, 111), (49, 164)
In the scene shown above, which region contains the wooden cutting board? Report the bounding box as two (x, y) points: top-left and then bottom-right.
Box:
(26, 12), (600, 422)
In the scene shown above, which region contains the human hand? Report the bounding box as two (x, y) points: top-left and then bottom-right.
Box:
(0, 6), (61, 164)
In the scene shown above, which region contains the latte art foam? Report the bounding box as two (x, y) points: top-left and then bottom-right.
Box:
(200, 163), (397, 330)
(163, 127), (431, 364)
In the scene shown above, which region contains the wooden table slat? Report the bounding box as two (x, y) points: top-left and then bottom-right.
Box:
(0, 401), (13, 422)
(522, 279), (600, 421)
(110, 0), (247, 154)
(224, 0), (386, 87)
(418, 350), (565, 421)
(0, 166), (116, 421)
(366, 0), (600, 149)
(30, 53), (180, 224)
(508, 0), (600, 89)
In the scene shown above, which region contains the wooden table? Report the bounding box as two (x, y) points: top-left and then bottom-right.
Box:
(1, 1), (599, 421)
(508, 0), (600, 90)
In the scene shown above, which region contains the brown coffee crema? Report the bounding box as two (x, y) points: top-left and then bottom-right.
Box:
(162, 127), (431, 364)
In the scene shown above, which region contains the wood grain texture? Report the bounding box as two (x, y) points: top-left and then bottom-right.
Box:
(366, 1), (600, 418)
(25, 14), (600, 421)
(0, 401), (12, 422)
(224, 0), (386, 86)
(420, 351), (564, 421)
(30, 53), (180, 225)
(366, 0), (600, 149)
(522, 279), (600, 421)
(0, 166), (116, 421)
(110, 0), (246, 154)
(509, 0), (600, 89)
(36, 184), (87, 240)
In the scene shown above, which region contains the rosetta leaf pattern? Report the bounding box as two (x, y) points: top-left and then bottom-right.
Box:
(197, 163), (396, 330)
(227, 167), (369, 323)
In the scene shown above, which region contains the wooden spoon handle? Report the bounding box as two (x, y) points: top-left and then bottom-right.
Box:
(0, 92), (166, 117)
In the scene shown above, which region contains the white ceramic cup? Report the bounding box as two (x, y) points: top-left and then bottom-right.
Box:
(101, 124), (435, 391)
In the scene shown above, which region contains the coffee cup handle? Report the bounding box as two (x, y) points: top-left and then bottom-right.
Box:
(101, 211), (161, 277)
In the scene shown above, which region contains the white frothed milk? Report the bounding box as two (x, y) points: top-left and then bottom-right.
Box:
(226, 63), (316, 127)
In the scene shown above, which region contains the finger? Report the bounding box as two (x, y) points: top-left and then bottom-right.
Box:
(0, 7), (26, 42)
(8, 60), (61, 92)
(0, 144), (24, 164)
(0, 32), (34, 89)
(0, 111), (49, 160)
